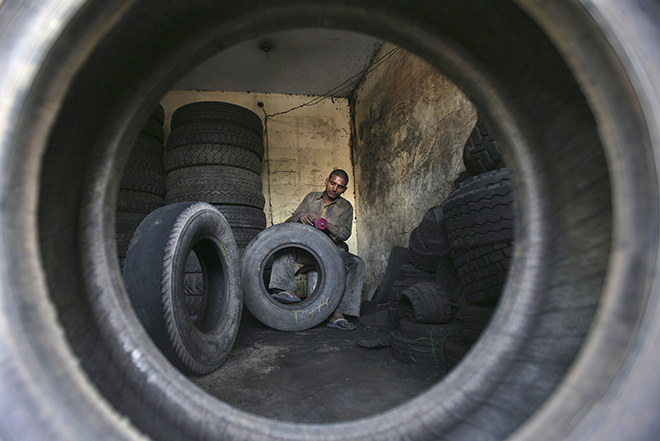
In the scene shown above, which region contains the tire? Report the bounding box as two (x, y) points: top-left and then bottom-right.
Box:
(442, 168), (515, 248)
(122, 202), (242, 375)
(408, 226), (445, 272)
(165, 166), (265, 208)
(213, 205), (267, 230)
(462, 119), (504, 175)
(140, 117), (164, 143)
(164, 143), (262, 174)
(397, 282), (452, 324)
(2, 1), (659, 440)
(167, 121), (265, 160)
(119, 168), (166, 197)
(451, 242), (513, 305)
(116, 190), (164, 213)
(241, 223), (344, 331)
(170, 101), (263, 136)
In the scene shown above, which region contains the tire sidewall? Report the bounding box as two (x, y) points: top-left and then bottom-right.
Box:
(241, 223), (344, 331)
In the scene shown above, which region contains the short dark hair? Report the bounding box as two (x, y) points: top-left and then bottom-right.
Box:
(329, 169), (349, 185)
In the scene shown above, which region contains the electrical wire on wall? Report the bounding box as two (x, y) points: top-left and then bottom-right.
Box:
(259, 46), (400, 226)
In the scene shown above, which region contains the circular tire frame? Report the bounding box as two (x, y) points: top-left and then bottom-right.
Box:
(0, 1), (659, 441)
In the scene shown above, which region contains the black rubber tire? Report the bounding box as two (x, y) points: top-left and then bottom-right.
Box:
(123, 150), (164, 175)
(119, 168), (166, 197)
(213, 205), (267, 230)
(150, 103), (165, 126)
(445, 342), (469, 370)
(140, 117), (164, 143)
(170, 101), (263, 136)
(461, 306), (496, 345)
(114, 211), (148, 258)
(132, 133), (165, 160)
(397, 282), (452, 324)
(451, 242), (513, 305)
(166, 121), (265, 160)
(390, 329), (447, 368)
(165, 165), (265, 208)
(2, 1), (659, 440)
(463, 119), (504, 175)
(241, 223), (344, 331)
(399, 263), (436, 281)
(408, 226), (445, 272)
(442, 168), (515, 249)
(164, 143), (262, 174)
(116, 190), (164, 214)
(122, 202), (242, 375)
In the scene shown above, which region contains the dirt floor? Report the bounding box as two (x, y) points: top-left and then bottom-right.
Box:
(192, 303), (445, 423)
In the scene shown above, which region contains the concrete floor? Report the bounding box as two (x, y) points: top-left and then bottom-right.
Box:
(192, 304), (444, 423)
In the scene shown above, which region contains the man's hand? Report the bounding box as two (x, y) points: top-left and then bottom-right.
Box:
(297, 212), (318, 226)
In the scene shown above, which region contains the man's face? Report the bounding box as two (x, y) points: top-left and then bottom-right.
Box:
(325, 175), (347, 200)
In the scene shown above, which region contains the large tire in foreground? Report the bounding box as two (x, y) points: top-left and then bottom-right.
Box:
(241, 223), (344, 331)
(122, 202), (242, 375)
(2, 1), (660, 441)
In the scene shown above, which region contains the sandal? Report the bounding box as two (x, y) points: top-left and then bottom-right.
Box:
(271, 291), (301, 304)
(327, 318), (356, 331)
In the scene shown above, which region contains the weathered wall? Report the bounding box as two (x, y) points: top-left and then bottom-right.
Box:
(352, 43), (478, 288)
(160, 90), (358, 253)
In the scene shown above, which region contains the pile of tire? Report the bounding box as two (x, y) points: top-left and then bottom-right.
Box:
(441, 119), (514, 347)
(115, 104), (166, 268)
(387, 119), (514, 370)
(164, 101), (267, 311)
(388, 205), (465, 370)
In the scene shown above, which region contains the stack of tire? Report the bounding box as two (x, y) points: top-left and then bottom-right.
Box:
(441, 119), (514, 348)
(388, 205), (464, 371)
(164, 101), (267, 312)
(115, 104), (166, 268)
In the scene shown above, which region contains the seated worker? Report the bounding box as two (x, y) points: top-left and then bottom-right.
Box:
(269, 169), (365, 331)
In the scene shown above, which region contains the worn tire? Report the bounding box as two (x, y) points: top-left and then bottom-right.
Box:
(167, 121), (265, 160)
(397, 282), (452, 324)
(2, 1), (660, 441)
(122, 202), (242, 375)
(170, 101), (263, 136)
(442, 168), (515, 248)
(463, 119), (504, 175)
(164, 143), (262, 174)
(241, 223), (344, 331)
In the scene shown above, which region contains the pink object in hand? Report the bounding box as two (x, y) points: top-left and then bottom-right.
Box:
(314, 217), (327, 230)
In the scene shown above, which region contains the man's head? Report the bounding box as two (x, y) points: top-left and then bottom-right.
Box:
(325, 169), (348, 200)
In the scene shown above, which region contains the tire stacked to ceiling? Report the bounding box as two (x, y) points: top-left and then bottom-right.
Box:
(441, 119), (514, 348)
(115, 104), (166, 268)
(164, 101), (267, 311)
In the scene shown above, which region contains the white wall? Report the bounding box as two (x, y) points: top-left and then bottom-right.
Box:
(160, 90), (359, 254)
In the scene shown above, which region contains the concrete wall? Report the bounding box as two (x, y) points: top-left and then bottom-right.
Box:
(352, 43), (478, 288)
(160, 90), (358, 253)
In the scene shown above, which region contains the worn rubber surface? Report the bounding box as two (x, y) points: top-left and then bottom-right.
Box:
(170, 101), (263, 136)
(451, 242), (513, 305)
(2, 0), (659, 440)
(398, 282), (452, 324)
(463, 119), (504, 175)
(116, 190), (164, 213)
(442, 168), (515, 248)
(241, 223), (344, 331)
(164, 143), (262, 174)
(167, 121), (265, 160)
(122, 202), (242, 375)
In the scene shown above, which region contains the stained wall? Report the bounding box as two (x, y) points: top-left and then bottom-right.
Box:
(352, 43), (478, 288)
